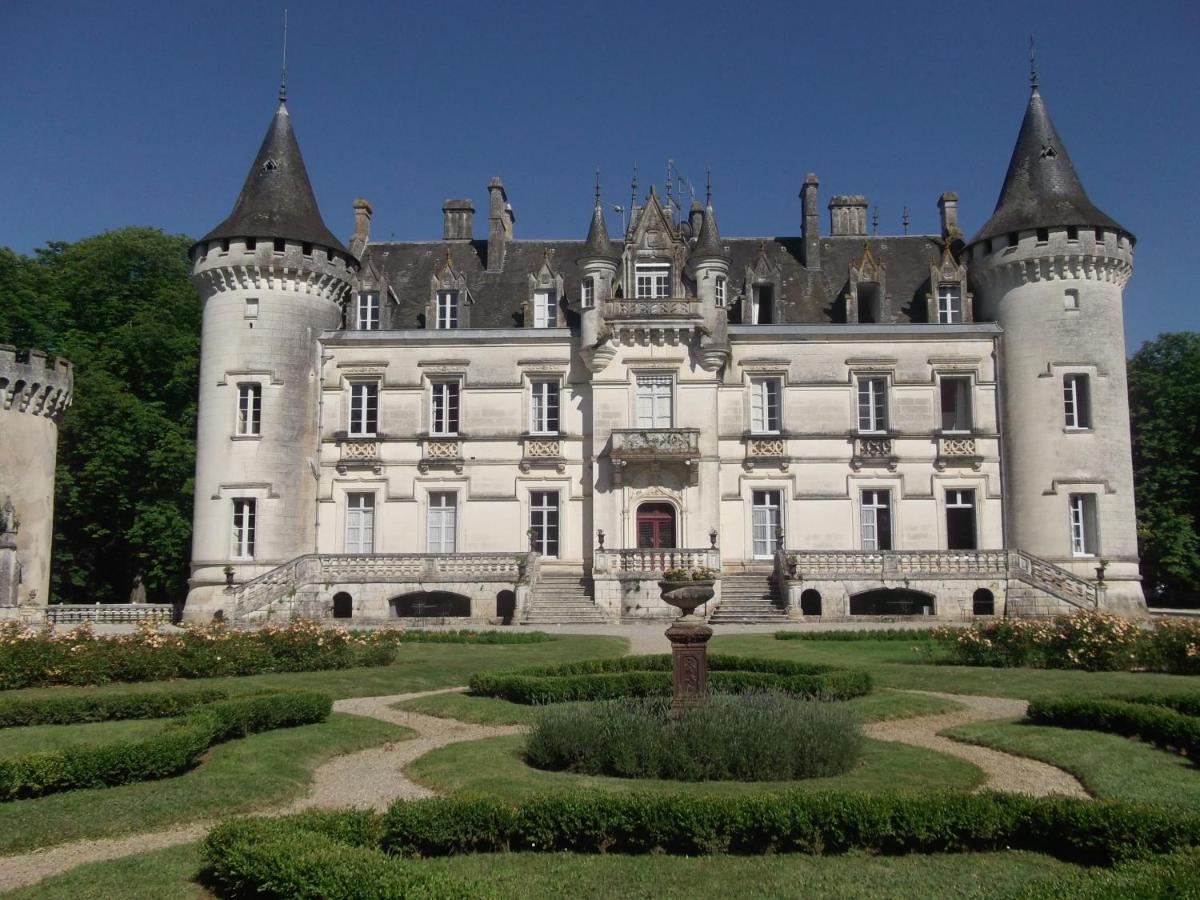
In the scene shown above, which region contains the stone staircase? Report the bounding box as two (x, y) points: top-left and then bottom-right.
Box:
(709, 572), (789, 624)
(521, 573), (608, 624)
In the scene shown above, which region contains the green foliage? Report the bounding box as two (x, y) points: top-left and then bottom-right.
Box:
(381, 630), (553, 645)
(775, 629), (937, 642)
(1128, 332), (1200, 606)
(0, 690), (329, 800)
(525, 693), (861, 781)
(1121, 692), (1200, 717)
(1026, 696), (1200, 757)
(0, 228), (200, 604)
(0, 686), (226, 728)
(469, 655), (872, 704)
(380, 791), (1200, 866)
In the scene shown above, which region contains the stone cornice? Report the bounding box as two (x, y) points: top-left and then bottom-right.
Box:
(190, 263), (355, 304)
(972, 252), (1132, 291)
(0, 346), (73, 422)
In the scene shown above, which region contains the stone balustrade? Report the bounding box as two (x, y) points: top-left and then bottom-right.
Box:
(594, 547), (721, 575)
(610, 428), (701, 459)
(336, 437), (381, 473)
(419, 437), (463, 473)
(935, 434), (982, 470)
(521, 436), (564, 472)
(603, 298), (700, 319)
(46, 604), (174, 625)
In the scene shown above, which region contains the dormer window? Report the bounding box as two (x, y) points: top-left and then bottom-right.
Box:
(714, 276), (726, 308)
(436, 291), (459, 329)
(532, 290), (557, 328)
(751, 284), (774, 324)
(635, 263), (671, 299)
(937, 285), (962, 324)
(356, 292), (380, 331)
(857, 283), (880, 324)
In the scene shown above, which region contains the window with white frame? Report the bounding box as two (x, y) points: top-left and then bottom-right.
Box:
(582, 277), (595, 308)
(939, 376), (972, 433)
(435, 290), (459, 329)
(1063, 374), (1091, 429)
(344, 492), (375, 554)
(1069, 493), (1099, 556)
(860, 489), (892, 551)
(751, 284), (775, 324)
(529, 490), (559, 557)
(236, 383), (261, 436)
(635, 373), (673, 428)
(244, 298), (259, 319)
(231, 498), (257, 559)
(530, 379), (560, 434)
(751, 489), (782, 559)
(355, 292), (380, 330)
(635, 262), (671, 299)
(945, 488), (977, 551)
(937, 284), (963, 324)
(856, 376), (888, 433)
(426, 492), (457, 554)
(430, 381), (459, 435)
(714, 276), (726, 308)
(532, 290), (556, 328)
(749, 377), (782, 434)
(348, 382), (378, 437)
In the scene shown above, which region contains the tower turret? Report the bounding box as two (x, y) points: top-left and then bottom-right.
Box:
(687, 198), (731, 372)
(969, 84), (1143, 615)
(185, 96), (357, 622)
(577, 183), (620, 370)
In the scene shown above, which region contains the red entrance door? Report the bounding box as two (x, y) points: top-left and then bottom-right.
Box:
(636, 503), (676, 549)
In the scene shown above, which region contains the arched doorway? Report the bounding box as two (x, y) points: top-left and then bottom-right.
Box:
(332, 592), (353, 619)
(972, 588), (995, 616)
(849, 588), (935, 616)
(636, 502), (676, 549)
(800, 589), (822, 617)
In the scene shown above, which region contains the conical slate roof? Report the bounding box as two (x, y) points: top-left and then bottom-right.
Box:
(970, 88), (1128, 245)
(200, 100), (348, 254)
(577, 200), (618, 262)
(691, 204), (727, 260)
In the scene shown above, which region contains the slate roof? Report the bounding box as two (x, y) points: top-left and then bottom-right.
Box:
(971, 88), (1128, 246)
(200, 101), (348, 254)
(690, 204), (727, 261)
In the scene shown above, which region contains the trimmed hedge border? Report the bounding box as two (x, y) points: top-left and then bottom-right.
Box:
(1026, 697), (1200, 758)
(385, 630), (552, 645)
(0, 690), (331, 800)
(774, 629), (937, 642)
(469, 654), (871, 704)
(0, 687), (229, 729)
(1122, 693), (1200, 718)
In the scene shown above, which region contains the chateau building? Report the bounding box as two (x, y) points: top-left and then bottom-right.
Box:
(183, 79), (1145, 625)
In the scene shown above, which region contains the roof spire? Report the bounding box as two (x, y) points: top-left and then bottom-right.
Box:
(579, 182), (618, 263)
(691, 190), (727, 262)
(279, 8), (289, 103)
(594, 169), (601, 204)
(705, 168), (712, 206)
(1029, 34), (1038, 93)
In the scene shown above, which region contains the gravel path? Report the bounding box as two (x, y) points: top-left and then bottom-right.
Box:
(862, 690), (1089, 798)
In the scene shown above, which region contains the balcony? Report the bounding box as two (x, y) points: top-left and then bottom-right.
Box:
(935, 434), (982, 470)
(336, 436), (382, 474)
(521, 435), (565, 473)
(743, 435), (788, 471)
(850, 434), (897, 471)
(609, 428), (701, 486)
(602, 297), (704, 346)
(593, 548), (721, 576)
(788, 550), (1009, 579)
(418, 437), (462, 474)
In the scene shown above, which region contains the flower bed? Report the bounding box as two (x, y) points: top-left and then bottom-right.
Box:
(932, 612), (1200, 672)
(469, 655), (872, 704)
(525, 692), (861, 781)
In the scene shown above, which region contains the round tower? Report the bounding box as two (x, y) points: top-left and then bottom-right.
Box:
(577, 185), (620, 372)
(968, 83), (1144, 615)
(184, 93), (357, 621)
(686, 197), (731, 372)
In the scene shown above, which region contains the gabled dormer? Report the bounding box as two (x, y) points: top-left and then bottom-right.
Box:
(525, 250), (565, 328)
(848, 242), (887, 324)
(926, 244), (973, 324)
(739, 241), (783, 324)
(427, 249), (471, 329)
(622, 186), (685, 301)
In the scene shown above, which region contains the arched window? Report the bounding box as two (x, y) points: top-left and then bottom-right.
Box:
(332, 592), (353, 619)
(972, 588), (995, 617)
(800, 589), (822, 617)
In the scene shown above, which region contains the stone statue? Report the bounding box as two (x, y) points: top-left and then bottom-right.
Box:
(0, 497), (15, 535)
(129, 573), (147, 605)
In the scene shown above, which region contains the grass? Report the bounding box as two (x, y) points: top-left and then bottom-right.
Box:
(0, 713), (411, 854)
(405, 732), (984, 799)
(391, 686), (964, 726)
(711, 634), (1200, 700)
(0, 717), (171, 755)
(943, 718), (1200, 808)
(4, 843), (211, 900)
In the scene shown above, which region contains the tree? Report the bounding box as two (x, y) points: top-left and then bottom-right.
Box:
(0, 228), (199, 604)
(1127, 332), (1200, 607)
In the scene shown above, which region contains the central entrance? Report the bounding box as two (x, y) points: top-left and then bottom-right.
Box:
(637, 502), (676, 549)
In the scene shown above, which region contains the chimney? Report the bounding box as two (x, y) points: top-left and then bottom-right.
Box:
(352, 197), (373, 245)
(938, 192), (960, 241)
(442, 199), (474, 241)
(800, 173), (820, 269)
(487, 177), (513, 272)
(829, 195), (868, 236)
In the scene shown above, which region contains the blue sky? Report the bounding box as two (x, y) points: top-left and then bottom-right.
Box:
(3, 0), (1197, 350)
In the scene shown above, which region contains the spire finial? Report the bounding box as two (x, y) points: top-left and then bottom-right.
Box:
(872, 206), (879, 235)
(594, 169), (601, 205)
(705, 168), (712, 206)
(1029, 34), (1039, 93)
(902, 206), (910, 236)
(630, 166), (638, 209)
(279, 8), (289, 102)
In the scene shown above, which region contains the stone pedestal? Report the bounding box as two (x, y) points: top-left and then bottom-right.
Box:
(0, 536), (19, 608)
(665, 619), (713, 710)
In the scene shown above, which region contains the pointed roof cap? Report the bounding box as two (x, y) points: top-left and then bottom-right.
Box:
(200, 100), (348, 254)
(970, 87), (1129, 245)
(578, 199), (618, 262)
(691, 203), (727, 261)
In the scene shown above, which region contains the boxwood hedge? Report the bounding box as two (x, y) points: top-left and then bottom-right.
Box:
(0, 687), (229, 728)
(0, 690), (331, 800)
(1026, 697), (1200, 757)
(774, 629), (937, 642)
(1121, 692), (1200, 718)
(469, 654), (871, 703)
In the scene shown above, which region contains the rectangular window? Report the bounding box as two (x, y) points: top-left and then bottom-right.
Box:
(348, 382), (378, 437)
(244, 298), (259, 319)
(344, 492), (375, 554)
(426, 492), (457, 554)
(937, 285), (963, 324)
(530, 491), (559, 558)
(532, 290), (556, 328)
(436, 290), (459, 329)
(939, 376), (972, 433)
(752, 284), (775, 324)
(857, 376), (888, 433)
(431, 381), (459, 435)
(635, 374), (672, 428)
(714, 276), (726, 308)
(231, 499), (256, 559)
(857, 283), (879, 324)
(751, 490), (782, 559)
(356, 292), (380, 330)
(530, 379), (560, 434)
(749, 377), (782, 434)
(635, 263), (671, 299)
(946, 488), (977, 550)
(860, 489), (892, 551)
(1064, 289), (1080, 311)
(1063, 373), (1091, 429)
(236, 383), (261, 436)
(582, 277), (595, 308)
(273, 238), (286, 253)
(1069, 493), (1099, 556)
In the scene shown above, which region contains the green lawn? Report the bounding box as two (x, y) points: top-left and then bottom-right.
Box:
(405, 732), (984, 799)
(944, 718), (1200, 808)
(1, 717), (171, 756)
(711, 634), (1200, 700)
(0, 713), (411, 855)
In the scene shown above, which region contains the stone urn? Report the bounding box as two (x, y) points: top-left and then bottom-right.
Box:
(658, 579), (716, 711)
(657, 579), (715, 620)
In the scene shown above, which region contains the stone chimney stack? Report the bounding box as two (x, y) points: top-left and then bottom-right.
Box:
(800, 173), (820, 269)
(351, 197), (373, 245)
(938, 192), (960, 240)
(829, 195), (868, 236)
(487, 177), (514, 272)
(442, 199), (475, 241)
